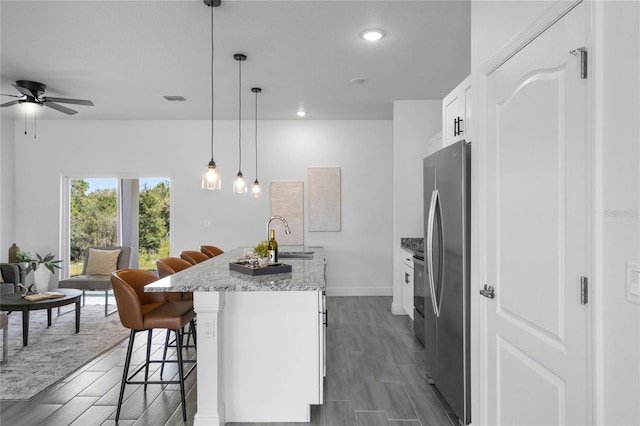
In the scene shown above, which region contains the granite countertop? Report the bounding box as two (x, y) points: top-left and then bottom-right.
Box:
(145, 246), (325, 293)
(400, 237), (423, 253)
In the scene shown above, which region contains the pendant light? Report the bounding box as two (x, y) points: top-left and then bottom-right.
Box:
(233, 53), (248, 193)
(202, 0), (222, 190)
(251, 87), (262, 198)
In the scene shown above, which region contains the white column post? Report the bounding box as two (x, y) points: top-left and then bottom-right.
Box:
(193, 291), (225, 426)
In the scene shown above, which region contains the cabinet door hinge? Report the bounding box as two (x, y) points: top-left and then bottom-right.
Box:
(570, 47), (588, 79)
(580, 276), (589, 305)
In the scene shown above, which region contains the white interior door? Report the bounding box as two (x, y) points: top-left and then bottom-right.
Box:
(483, 3), (590, 425)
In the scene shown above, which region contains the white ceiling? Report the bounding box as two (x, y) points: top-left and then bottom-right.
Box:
(0, 0), (470, 121)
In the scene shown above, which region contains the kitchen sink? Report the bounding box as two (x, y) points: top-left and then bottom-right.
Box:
(279, 251), (315, 259)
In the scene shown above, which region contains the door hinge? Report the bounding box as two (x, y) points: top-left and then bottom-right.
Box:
(580, 276), (589, 305)
(570, 47), (588, 79)
(480, 284), (495, 299)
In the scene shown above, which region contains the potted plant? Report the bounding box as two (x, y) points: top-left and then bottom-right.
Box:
(15, 250), (34, 270)
(28, 253), (63, 293)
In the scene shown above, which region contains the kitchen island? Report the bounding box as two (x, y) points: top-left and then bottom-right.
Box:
(145, 246), (326, 425)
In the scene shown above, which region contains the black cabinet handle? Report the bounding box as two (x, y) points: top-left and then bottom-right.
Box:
(454, 117), (464, 137)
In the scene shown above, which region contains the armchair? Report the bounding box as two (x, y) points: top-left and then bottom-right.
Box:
(58, 246), (132, 316)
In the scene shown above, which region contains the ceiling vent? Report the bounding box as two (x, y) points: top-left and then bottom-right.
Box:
(163, 95), (187, 101)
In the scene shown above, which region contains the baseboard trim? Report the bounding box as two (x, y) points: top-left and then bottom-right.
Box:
(325, 287), (393, 297)
(391, 302), (407, 316)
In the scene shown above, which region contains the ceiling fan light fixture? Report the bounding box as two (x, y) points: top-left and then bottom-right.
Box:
(21, 101), (41, 114)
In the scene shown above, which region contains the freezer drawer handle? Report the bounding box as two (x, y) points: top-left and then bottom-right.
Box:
(480, 284), (495, 299)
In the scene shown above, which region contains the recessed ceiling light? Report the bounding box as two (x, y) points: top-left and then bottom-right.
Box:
(351, 77), (368, 84)
(360, 29), (385, 41)
(297, 110), (306, 118)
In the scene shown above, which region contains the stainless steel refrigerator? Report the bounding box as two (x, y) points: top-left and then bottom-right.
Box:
(423, 140), (471, 424)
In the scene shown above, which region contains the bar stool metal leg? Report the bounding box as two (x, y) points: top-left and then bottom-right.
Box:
(175, 328), (187, 421)
(116, 329), (137, 422)
(143, 330), (153, 391)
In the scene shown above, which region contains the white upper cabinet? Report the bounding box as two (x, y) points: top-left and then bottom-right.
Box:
(442, 75), (471, 147)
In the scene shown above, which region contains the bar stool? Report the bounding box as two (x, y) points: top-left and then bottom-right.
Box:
(155, 257), (196, 368)
(180, 250), (210, 265)
(156, 257), (193, 281)
(200, 245), (224, 258)
(111, 269), (196, 422)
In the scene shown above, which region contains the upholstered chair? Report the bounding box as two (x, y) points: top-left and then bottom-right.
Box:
(111, 269), (196, 422)
(58, 246), (131, 316)
(200, 245), (224, 258)
(180, 250), (209, 265)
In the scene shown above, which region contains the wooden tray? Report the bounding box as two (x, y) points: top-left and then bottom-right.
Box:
(229, 261), (292, 276)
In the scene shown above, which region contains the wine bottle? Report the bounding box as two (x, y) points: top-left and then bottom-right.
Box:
(267, 229), (278, 263)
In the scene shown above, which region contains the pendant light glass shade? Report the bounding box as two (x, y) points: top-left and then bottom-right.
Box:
(234, 171), (247, 193)
(251, 180), (262, 197)
(202, 159), (221, 189)
(202, 1), (221, 190)
(251, 87), (262, 198)
(233, 53), (247, 194)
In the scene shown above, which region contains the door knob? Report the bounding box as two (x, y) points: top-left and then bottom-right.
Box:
(480, 284), (495, 299)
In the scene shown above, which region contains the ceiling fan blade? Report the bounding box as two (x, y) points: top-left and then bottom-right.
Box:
(42, 96), (93, 106)
(0, 93), (22, 98)
(12, 83), (36, 97)
(44, 101), (78, 115)
(0, 100), (20, 107)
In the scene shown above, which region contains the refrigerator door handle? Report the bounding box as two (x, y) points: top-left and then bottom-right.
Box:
(427, 189), (440, 317)
(434, 193), (445, 316)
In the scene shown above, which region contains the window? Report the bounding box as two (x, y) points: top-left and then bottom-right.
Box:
(64, 177), (171, 276)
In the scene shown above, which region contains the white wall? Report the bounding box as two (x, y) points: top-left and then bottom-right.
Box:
(10, 119), (393, 295)
(391, 100), (441, 314)
(471, 1), (640, 425)
(0, 116), (16, 261)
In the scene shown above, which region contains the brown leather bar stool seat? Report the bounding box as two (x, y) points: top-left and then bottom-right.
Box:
(156, 257), (193, 300)
(111, 269), (196, 422)
(200, 245), (224, 258)
(156, 257), (192, 278)
(180, 250), (210, 265)
(155, 256), (196, 358)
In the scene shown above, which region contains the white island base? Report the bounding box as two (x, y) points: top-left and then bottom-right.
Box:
(193, 290), (325, 425)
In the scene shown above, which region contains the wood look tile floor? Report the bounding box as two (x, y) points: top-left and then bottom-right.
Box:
(0, 297), (456, 426)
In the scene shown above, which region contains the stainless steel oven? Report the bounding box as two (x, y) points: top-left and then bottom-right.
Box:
(413, 251), (425, 345)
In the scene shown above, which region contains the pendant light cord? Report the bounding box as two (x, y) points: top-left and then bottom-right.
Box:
(210, 4), (214, 161)
(237, 58), (242, 172)
(254, 89), (258, 180)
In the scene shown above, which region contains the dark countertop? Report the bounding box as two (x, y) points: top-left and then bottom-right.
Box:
(400, 237), (423, 253)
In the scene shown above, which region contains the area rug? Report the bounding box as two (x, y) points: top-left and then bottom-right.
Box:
(0, 304), (129, 400)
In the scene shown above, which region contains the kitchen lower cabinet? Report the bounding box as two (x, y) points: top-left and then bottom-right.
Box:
(222, 290), (324, 423)
(402, 255), (414, 319)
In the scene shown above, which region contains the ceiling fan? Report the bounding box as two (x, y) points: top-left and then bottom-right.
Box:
(0, 80), (93, 115)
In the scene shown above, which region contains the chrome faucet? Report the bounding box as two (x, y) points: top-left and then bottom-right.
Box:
(266, 215), (291, 241)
